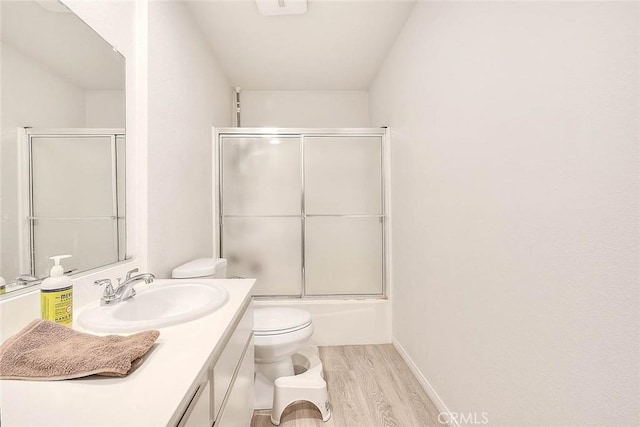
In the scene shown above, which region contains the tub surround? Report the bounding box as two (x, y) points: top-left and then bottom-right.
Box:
(0, 278), (255, 427)
(255, 298), (391, 346)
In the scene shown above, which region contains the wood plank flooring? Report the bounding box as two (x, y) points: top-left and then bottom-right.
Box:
(251, 344), (441, 427)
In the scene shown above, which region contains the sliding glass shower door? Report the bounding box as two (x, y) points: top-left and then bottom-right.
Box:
(219, 129), (385, 298)
(221, 136), (302, 296)
(304, 136), (383, 296)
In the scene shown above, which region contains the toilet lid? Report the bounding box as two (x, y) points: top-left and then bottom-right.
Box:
(253, 308), (312, 335)
(171, 258), (227, 278)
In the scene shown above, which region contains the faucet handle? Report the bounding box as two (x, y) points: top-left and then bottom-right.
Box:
(125, 268), (139, 281)
(94, 279), (111, 287)
(94, 279), (118, 305)
(94, 279), (114, 297)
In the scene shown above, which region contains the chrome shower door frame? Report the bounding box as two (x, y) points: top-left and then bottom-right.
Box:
(214, 127), (388, 300)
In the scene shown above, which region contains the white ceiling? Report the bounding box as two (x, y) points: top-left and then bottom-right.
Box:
(1, 0), (125, 90)
(185, 0), (416, 90)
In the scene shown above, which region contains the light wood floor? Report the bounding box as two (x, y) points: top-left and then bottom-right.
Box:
(251, 344), (441, 427)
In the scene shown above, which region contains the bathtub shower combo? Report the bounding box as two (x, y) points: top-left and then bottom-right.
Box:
(190, 128), (389, 422)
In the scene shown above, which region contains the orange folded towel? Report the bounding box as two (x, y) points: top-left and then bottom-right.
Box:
(0, 319), (159, 380)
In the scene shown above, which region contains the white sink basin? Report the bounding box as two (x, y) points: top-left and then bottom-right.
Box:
(78, 281), (229, 333)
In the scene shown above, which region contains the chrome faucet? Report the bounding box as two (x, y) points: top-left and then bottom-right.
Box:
(94, 268), (155, 306)
(117, 269), (155, 301)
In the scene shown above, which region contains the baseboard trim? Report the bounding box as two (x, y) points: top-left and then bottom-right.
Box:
(392, 338), (460, 427)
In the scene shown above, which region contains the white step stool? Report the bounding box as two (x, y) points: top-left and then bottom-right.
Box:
(270, 345), (331, 425)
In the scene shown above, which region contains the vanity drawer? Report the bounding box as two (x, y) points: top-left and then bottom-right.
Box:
(178, 380), (210, 427)
(215, 339), (254, 427)
(212, 302), (253, 420)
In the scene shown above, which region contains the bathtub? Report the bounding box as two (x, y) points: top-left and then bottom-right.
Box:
(254, 298), (391, 346)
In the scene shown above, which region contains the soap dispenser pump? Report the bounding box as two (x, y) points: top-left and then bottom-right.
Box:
(40, 255), (73, 326)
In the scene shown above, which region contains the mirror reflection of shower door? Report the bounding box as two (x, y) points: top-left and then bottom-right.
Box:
(28, 130), (125, 276)
(221, 136), (303, 296)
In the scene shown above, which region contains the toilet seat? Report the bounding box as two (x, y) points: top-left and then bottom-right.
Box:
(254, 308), (312, 336)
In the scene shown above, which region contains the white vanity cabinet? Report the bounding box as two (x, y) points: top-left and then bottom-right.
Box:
(177, 301), (254, 427)
(0, 280), (256, 427)
(214, 340), (254, 427)
(180, 380), (212, 427)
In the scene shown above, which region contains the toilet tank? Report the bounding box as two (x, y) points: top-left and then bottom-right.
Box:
(171, 258), (228, 279)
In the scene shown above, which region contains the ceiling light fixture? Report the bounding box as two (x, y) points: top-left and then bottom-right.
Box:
(256, 0), (307, 16)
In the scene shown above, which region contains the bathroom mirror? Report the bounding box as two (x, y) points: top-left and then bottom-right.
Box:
(0, 0), (126, 296)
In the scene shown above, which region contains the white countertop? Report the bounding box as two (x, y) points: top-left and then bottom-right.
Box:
(0, 278), (255, 427)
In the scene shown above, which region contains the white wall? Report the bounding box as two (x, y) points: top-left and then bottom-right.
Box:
(147, 1), (232, 278)
(85, 90), (125, 128)
(370, 2), (639, 425)
(0, 43), (87, 281)
(240, 90), (369, 127)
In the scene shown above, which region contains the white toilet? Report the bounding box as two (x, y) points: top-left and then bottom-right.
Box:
(253, 307), (314, 409)
(172, 258), (330, 423)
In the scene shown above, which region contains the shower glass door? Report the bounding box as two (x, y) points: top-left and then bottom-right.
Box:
(219, 129), (385, 298)
(221, 136), (302, 296)
(304, 135), (383, 295)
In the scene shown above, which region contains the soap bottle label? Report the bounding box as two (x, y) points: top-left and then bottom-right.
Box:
(41, 286), (73, 326)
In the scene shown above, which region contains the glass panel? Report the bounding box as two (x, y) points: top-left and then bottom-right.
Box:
(222, 217), (302, 296)
(31, 136), (114, 217)
(222, 136), (301, 216)
(305, 136), (382, 215)
(32, 219), (117, 277)
(305, 217), (383, 295)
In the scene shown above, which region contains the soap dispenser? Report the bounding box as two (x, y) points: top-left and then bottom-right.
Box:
(40, 255), (73, 326)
